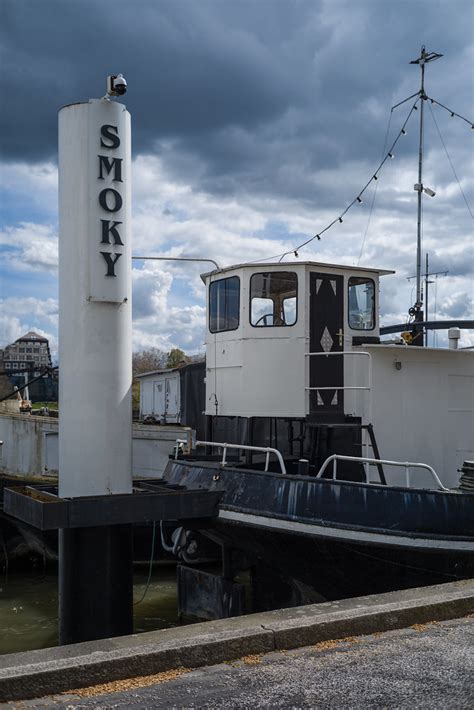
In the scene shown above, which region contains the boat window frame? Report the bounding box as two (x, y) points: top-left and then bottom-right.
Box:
(249, 271), (298, 328)
(208, 275), (241, 334)
(347, 276), (376, 331)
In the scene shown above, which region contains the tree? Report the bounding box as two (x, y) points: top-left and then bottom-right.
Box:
(188, 352), (205, 364)
(132, 346), (198, 377)
(132, 348), (167, 376)
(166, 348), (188, 368)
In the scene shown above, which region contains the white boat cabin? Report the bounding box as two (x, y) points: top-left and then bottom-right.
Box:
(202, 261), (474, 487)
(202, 261), (391, 419)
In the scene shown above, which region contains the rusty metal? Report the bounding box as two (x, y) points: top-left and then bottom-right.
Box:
(3, 479), (222, 530)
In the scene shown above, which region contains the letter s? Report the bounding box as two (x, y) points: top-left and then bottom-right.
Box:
(100, 125), (120, 149)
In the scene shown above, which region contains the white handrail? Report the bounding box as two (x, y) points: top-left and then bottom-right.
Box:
(174, 439), (287, 475)
(316, 454), (449, 491)
(305, 350), (372, 422)
(196, 441), (287, 475)
(305, 351), (373, 477)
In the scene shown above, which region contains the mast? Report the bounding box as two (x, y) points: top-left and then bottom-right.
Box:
(409, 46), (443, 345)
(425, 253), (429, 324)
(407, 253), (449, 345)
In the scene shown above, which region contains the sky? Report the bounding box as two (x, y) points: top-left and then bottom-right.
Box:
(1, 0), (473, 357)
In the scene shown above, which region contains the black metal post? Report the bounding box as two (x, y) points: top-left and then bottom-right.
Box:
(59, 523), (133, 645)
(411, 308), (425, 346)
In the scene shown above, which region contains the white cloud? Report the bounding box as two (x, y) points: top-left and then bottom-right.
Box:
(0, 315), (24, 349)
(0, 299), (58, 353)
(129, 151), (472, 353)
(132, 304), (206, 354)
(0, 296), (58, 324)
(131, 262), (206, 353)
(0, 222), (58, 272)
(1, 140), (472, 356)
(0, 161), (57, 217)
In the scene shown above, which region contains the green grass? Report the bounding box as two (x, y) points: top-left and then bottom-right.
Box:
(31, 401), (58, 410)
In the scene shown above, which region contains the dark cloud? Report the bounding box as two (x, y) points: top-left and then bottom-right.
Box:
(2, 5), (472, 138)
(1, 0), (308, 160)
(2, 1), (472, 192)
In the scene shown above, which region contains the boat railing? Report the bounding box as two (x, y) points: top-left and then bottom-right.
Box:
(174, 438), (287, 475)
(305, 350), (373, 423)
(305, 350), (373, 475)
(316, 454), (449, 491)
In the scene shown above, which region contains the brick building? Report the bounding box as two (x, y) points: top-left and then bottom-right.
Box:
(2, 331), (52, 374)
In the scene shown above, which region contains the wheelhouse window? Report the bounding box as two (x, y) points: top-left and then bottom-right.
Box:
(348, 277), (375, 330)
(250, 272), (297, 327)
(209, 276), (240, 333)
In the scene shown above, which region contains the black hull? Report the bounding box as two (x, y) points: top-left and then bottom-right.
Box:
(211, 519), (473, 603)
(164, 460), (474, 601)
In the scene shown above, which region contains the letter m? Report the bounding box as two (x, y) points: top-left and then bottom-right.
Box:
(98, 155), (123, 182)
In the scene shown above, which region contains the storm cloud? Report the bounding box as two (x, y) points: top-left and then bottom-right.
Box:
(2, 1), (472, 196)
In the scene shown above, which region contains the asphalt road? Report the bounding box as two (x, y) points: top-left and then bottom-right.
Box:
(4, 616), (473, 709)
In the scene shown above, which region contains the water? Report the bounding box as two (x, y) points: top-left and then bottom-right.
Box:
(0, 564), (179, 656)
(0, 571), (58, 655)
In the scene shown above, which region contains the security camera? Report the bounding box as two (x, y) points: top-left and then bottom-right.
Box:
(423, 187), (436, 197)
(106, 74), (127, 97)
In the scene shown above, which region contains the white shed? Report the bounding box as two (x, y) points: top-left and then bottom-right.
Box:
(137, 368), (181, 423)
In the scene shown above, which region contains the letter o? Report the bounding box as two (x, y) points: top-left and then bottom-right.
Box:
(99, 188), (123, 212)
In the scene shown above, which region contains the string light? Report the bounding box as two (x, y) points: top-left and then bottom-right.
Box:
(269, 94), (472, 265)
(274, 101), (419, 259)
(428, 100), (473, 219)
(427, 95), (473, 128)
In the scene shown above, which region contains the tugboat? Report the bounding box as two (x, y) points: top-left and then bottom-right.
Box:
(162, 48), (474, 618)
(164, 259), (474, 615)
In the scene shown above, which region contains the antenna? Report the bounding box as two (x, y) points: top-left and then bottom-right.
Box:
(407, 253), (448, 344)
(409, 46), (443, 345)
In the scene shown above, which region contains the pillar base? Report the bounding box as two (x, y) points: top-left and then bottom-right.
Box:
(59, 524), (133, 645)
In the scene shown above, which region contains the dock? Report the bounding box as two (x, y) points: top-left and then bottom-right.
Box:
(0, 579), (472, 703)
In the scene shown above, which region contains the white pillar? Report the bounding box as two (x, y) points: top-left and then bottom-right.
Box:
(58, 99), (132, 497)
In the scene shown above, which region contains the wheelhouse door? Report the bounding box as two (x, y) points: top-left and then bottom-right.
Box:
(309, 273), (344, 419)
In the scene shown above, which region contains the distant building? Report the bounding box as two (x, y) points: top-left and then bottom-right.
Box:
(2, 331), (52, 374)
(1, 332), (57, 403)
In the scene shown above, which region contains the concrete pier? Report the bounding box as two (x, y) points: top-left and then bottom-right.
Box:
(0, 579), (472, 702)
(0, 412), (191, 480)
(14, 616), (472, 708)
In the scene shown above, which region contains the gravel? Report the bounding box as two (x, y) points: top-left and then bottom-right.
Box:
(4, 616), (473, 709)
